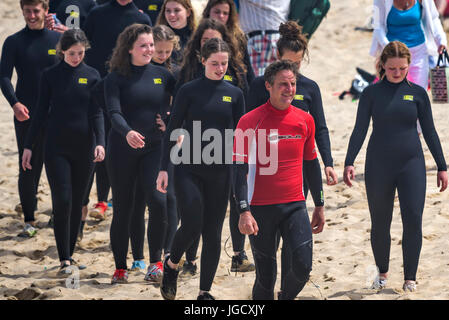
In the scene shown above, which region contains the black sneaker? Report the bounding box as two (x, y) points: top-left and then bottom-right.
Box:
(160, 255), (179, 300)
(197, 292), (215, 300)
(231, 250), (255, 272)
(180, 260), (197, 278)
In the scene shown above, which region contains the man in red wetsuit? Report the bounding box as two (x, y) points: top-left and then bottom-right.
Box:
(233, 60), (326, 300)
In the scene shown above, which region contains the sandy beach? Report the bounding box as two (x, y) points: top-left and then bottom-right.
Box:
(1, 0), (449, 300)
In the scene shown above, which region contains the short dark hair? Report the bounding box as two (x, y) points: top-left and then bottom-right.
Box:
(20, 0), (49, 10)
(264, 60), (299, 85)
(56, 29), (90, 59)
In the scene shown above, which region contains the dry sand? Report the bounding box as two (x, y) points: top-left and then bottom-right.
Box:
(1, 0), (449, 300)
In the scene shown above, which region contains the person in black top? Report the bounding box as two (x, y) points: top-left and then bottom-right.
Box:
(0, 0), (60, 238)
(344, 41), (448, 292)
(105, 24), (176, 284)
(156, 38), (245, 300)
(173, 17), (250, 277)
(83, 0), (151, 78)
(134, 0), (164, 23)
(156, 0), (196, 65)
(22, 29), (105, 272)
(45, 0), (97, 32)
(129, 24), (180, 274)
(80, 0), (151, 226)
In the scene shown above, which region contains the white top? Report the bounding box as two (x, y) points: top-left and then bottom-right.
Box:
(370, 0), (447, 56)
(239, 0), (291, 34)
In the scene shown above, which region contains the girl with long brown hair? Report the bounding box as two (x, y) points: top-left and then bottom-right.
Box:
(156, 0), (196, 64)
(105, 23), (176, 284)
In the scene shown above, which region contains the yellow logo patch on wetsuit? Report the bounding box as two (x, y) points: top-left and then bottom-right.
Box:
(403, 95), (414, 101)
(223, 96), (232, 103)
(78, 78), (88, 84)
(148, 4), (158, 10)
(48, 49), (56, 55)
(224, 75), (233, 82)
(294, 94), (304, 101)
(70, 11), (80, 18)
(154, 78), (162, 84)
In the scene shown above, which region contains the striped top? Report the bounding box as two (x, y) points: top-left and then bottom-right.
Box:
(239, 0), (290, 34)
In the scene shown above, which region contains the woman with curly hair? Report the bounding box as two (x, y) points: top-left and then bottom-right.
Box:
(104, 23), (176, 284)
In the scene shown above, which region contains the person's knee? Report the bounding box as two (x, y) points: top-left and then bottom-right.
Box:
(291, 240), (313, 282)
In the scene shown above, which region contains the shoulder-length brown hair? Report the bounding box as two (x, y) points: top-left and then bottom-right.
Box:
(202, 0), (247, 54)
(108, 24), (153, 77)
(156, 0), (196, 31)
(178, 18), (246, 88)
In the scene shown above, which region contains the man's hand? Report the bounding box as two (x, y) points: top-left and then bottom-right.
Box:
(238, 211), (259, 236)
(310, 206), (325, 234)
(325, 166), (338, 185)
(13, 102), (30, 121)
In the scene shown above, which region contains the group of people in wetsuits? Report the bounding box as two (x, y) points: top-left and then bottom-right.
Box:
(1, 0), (448, 300)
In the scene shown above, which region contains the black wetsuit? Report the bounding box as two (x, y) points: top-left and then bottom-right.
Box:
(345, 79), (447, 281)
(82, 0), (151, 207)
(169, 25), (192, 65)
(50, 0), (96, 29)
(24, 61), (104, 262)
(134, 0), (163, 24)
(0, 26), (60, 223)
(105, 63), (175, 269)
(161, 76), (245, 292)
(130, 59), (179, 262)
(174, 61), (249, 262)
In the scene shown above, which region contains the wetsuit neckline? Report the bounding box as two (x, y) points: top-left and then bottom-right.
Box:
(173, 25), (191, 38)
(381, 77), (408, 87)
(266, 99), (291, 115)
(24, 25), (46, 34)
(61, 60), (85, 71)
(202, 75), (223, 85)
(130, 63), (149, 73)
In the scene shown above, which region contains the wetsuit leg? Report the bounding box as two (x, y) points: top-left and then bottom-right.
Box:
(169, 166), (204, 264)
(365, 162), (396, 275)
(397, 157), (426, 281)
(68, 151), (94, 257)
(163, 162), (178, 254)
(45, 153), (73, 262)
(140, 145), (167, 263)
(15, 120), (45, 223)
(130, 177), (145, 261)
(186, 235), (200, 262)
(278, 202), (313, 300)
(107, 134), (139, 270)
(249, 204), (279, 300)
(198, 168), (231, 291)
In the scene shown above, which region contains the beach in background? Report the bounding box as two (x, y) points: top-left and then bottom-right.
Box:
(1, 0), (449, 300)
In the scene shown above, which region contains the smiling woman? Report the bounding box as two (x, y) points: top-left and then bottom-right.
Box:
(104, 23), (176, 285)
(156, 0), (196, 64)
